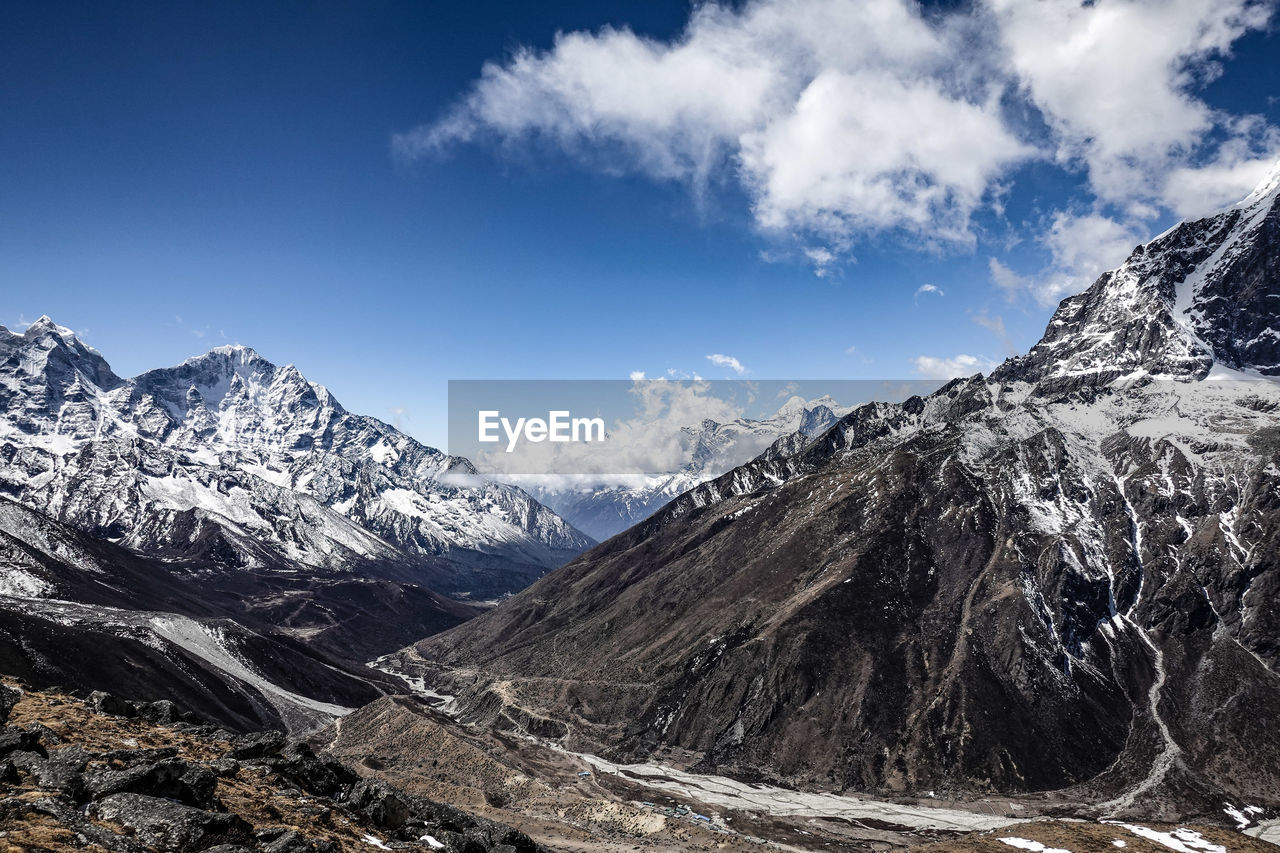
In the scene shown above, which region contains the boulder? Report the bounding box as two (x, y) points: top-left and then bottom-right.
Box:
(227, 730), (285, 760)
(27, 745), (90, 797)
(346, 779), (412, 829)
(91, 793), (253, 852)
(268, 741), (358, 798)
(88, 691), (138, 718)
(0, 685), (22, 725)
(85, 757), (219, 809)
(0, 725), (44, 758)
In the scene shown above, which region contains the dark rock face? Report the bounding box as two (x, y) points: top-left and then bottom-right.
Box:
(0, 685), (19, 724)
(265, 741), (359, 798)
(393, 169), (1280, 818)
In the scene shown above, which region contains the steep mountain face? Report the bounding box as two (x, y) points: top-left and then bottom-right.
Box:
(389, 168), (1280, 818)
(0, 325), (591, 597)
(995, 165), (1280, 389)
(527, 397), (847, 541)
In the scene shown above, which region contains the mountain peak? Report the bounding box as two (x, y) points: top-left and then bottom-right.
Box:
(202, 343), (263, 363)
(21, 315), (86, 347)
(1235, 157), (1280, 212)
(995, 166), (1280, 389)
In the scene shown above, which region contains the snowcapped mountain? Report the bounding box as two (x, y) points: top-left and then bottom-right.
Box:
(386, 165), (1280, 819)
(526, 395), (848, 541)
(0, 324), (591, 596)
(996, 163), (1280, 389)
(0, 323), (593, 730)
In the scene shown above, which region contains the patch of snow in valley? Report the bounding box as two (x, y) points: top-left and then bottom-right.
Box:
(1110, 823), (1226, 853)
(566, 750), (1022, 831)
(999, 839), (1071, 853)
(378, 665), (1021, 832)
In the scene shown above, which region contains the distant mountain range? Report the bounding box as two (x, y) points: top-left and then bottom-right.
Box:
(0, 324), (594, 730)
(385, 164), (1280, 822)
(525, 395), (849, 540)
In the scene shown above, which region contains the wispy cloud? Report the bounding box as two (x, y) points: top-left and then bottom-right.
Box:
(914, 283), (944, 303)
(803, 246), (841, 278)
(971, 311), (1016, 356)
(912, 353), (996, 379)
(706, 353), (747, 375)
(989, 212), (1147, 305)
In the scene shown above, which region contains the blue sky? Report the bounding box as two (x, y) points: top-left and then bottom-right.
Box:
(3, 0), (1279, 449)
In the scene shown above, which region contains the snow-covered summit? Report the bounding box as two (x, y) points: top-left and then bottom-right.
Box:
(996, 161), (1280, 389)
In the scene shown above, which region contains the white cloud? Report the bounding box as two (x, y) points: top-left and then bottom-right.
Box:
(989, 0), (1273, 208)
(738, 68), (1031, 247)
(844, 344), (857, 356)
(914, 283), (944, 302)
(804, 246), (838, 277)
(912, 354), (997, 379)
(1037, 212), (1147, 304)
(706, 353), (747, 375)
(629, 370), (647, 381)
(400, 0), (1033, 254)
(401, 0), (1276, 287)
(1161, 134), (1280, 217)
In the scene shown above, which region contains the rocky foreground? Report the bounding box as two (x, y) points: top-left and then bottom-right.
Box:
(0, 680), (1276, 852)
(0, 680), (548, 853)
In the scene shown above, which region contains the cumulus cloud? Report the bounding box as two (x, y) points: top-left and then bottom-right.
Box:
(912, 354), (997, 379)
(400, 0), (1277, 293)
(988, 0), (1274, 209)
(629, 370), (647, 381)
(706, 353), (747, 374)
(1161, 132), (1280, 217)
(399, 0), (1032, 250)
